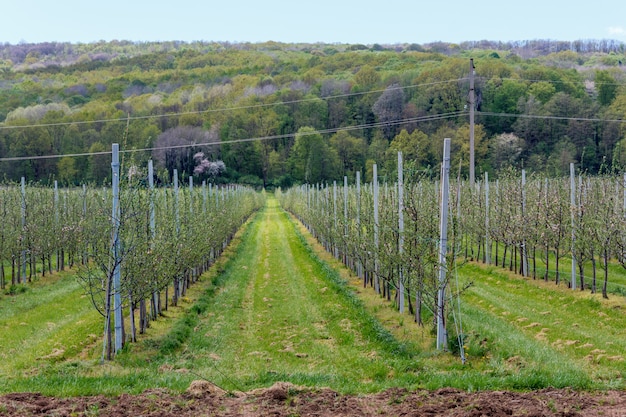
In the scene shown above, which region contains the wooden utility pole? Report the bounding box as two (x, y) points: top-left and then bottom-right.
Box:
(469, 58), (476, 186)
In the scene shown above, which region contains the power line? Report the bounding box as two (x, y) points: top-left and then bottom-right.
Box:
(0, 78), (467, 131)
(492, 77), (626, 88)
(0, 111), (466, 162)
(477, 111), (626, 124)
(2, 109), (625, 163)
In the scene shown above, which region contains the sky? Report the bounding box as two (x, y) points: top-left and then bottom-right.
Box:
(2, 0), (626, 45)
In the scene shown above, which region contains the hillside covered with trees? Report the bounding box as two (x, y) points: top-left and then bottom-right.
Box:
(0, 39), (625, 186)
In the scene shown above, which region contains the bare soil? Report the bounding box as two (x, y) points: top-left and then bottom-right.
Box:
(2, 381), (626, 416)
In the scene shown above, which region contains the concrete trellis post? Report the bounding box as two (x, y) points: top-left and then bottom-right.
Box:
(373, 164), (380, 294)
(111, 143), (123, 354)
(437, 138), (451, 350)
(398, 152), (405, 313)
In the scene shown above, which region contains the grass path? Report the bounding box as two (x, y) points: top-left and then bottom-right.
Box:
(458, 263), (626, 388)
(166, 196), (418, 393)
(0, 272), (100, 375)
(3, 194), (626, 396)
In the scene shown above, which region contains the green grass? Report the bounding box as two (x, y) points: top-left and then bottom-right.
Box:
(156, 197), (420, 394)
(456, 262), (626, 388)
(0, 271), (101, 375)
(466, 240), (626, 294)
(3, 196), (626, 396)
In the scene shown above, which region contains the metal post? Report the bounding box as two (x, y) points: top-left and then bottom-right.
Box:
(437, 138), (452, 350)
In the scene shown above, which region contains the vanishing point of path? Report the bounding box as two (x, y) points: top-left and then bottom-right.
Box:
(168, 195), (417, 393)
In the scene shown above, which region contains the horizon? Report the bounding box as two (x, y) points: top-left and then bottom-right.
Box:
(2, 0), (625, 46)
(2, 37), (625, 48)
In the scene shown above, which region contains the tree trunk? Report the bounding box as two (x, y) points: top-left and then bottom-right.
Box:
(129, 293), (137, 343)
(172, 277), (178, 307)
(532, 246), (537, 279)
(140, 298), (149, 333)
(603, 249), (609, 299)
(102, 274), (113, 363)
(555, 248), (560, 285)
(495, 240), (499, 267)
(151, 291), (160, 320)
(578, 260), (585, 291)
(591, 253), (597, 294)
(29, 251), (35, 281)
(415, 288), (423, 326)
(543, 245), (550, 282)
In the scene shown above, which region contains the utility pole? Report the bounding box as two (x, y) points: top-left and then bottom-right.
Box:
(469, 58), (476, 186)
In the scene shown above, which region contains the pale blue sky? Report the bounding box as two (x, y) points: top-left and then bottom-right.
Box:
(2, 0), (625, 45)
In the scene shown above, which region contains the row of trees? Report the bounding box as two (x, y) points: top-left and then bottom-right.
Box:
(278, 158), (454, 341)
(0, 181), (87, 287)
(460, 169), (626, 298)
(278, 156), (626, 346)
(1, 41), (626, 188)
(0, 171), (264, 360)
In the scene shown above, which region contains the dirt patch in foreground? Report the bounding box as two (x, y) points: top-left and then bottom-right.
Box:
(1, 381), (625, 416)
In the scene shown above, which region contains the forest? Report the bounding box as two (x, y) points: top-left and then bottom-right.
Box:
(0, 39), (625, 187)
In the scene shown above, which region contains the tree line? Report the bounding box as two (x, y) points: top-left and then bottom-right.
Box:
(1, 40), (625, 187)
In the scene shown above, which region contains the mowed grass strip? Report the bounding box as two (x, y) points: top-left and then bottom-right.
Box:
(162, 196), (419, 394)
(285, 207), (626, 390)
(459, 262), (626, 388)
(0, 272), (101, 375)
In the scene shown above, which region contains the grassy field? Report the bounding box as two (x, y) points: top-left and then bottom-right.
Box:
(1, 195), (626, 396)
